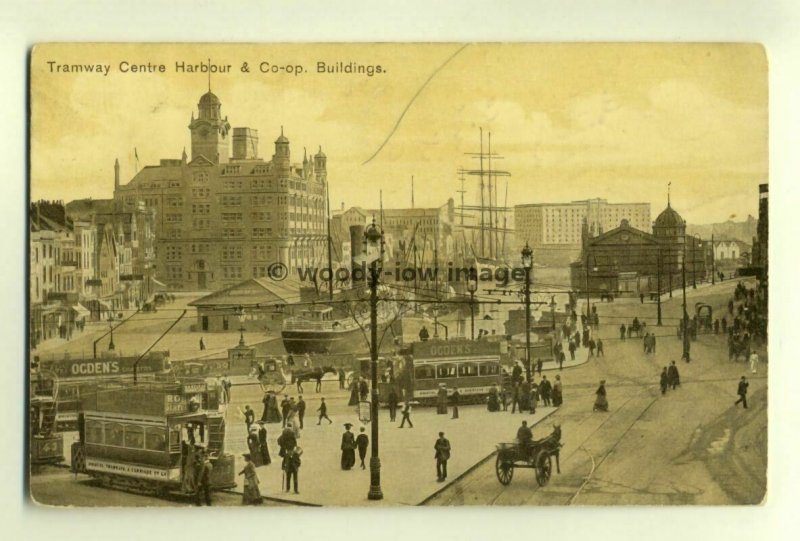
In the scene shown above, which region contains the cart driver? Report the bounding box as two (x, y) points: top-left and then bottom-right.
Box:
(516, 420), (534, 456)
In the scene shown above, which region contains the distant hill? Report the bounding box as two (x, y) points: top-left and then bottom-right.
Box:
(686, 215), (757, 243)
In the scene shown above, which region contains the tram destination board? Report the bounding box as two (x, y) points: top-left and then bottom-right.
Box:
(39, 353), (168, 379)
(412, 339), (501, 359)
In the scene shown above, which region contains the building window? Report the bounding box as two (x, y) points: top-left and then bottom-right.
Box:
(192, 203), (211, 215)
(221, 195), (242, 207)
(166, 214), (183, 223)
(194, 171), (209, 183)
(191, 188), (210, 198)
(167, 265), (182, 280)
(223, 266), (242, 279)
(252, 228), (269, 239)
(192, 218), (210, 230)
(251, 211), (270, 222)
(191, 243), (210, 254)
(165, 246), (182, 260)
(223, 228), (243, 239)
(222, 212), (243, 223)
(221, 246), (243, 261)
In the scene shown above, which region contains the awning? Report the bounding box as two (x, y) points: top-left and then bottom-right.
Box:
(72, 304), (91, 318)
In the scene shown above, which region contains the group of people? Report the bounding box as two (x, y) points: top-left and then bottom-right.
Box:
(340, 423), (370, 470)
(643, 333), (657, 354)
(659, 361), (681, 395)
(620, 317), (647, 340)
(486, 375), (564, 414)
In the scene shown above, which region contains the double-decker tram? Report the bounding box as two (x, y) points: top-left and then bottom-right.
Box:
(399, 339), (505, 405)
(70, 376), (236, 497)
(34, 352), (169, 431)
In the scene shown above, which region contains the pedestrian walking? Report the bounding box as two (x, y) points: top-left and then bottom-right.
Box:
(529, 380), (538, 414)
(260, 392), (270, 423)
(540, 375), (552, 406)
(588, 339), (596, 357)
(510, 384), (520, 413)
(434, 432), (451, 482)
(436, 384), (448, 415)
(277, 426), (297, 459)
(297, 395), (306, 429)
(488, 384), (500, 412)
(199, 337), (205, 350)
(283, 447), (302, 494)
(749, 351), (759, 374)
(596, 339), (604, 357)
(399, 400), (413, 428)
(224, 376), (233, 404)
(338, 368), (346, 390)
(568, 340), (576, 361)
(257, 421), (271, 465)
(593, 380), (608, 412)
(356, 426), (369, 469)
(734, 376), (749, 409)
(536, 358), (544, 376)
(239, 453), (262, 505)
(194, 445), (213, 506)
(667, 361), (680, 390)
(499, 386), (508, 411)
(552, 374), (563, 406)
(280, 395), (291, 428)
(558, 350), (566, 368)
(451, 386), (460, 419)
(247, 426), (262, 466)
(340, 423), (356, 470)
(620, 324), (626, 340)
(243, 405), (255, 433)
(640, 293), (645, 304)
(388, 387), (398, 422)
(317, 397), (332, 425)
(660, 367), (669, 395)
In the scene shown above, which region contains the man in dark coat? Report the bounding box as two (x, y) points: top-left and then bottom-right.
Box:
(667, 361), (680, 390)
(194, 446), (213, 506)
(297, 395), (306, 429)
(596, 339), (604, 357)
(355, 426), (369, 469)
(359, 378), (369, 401)
(510, 384), (520, 413)
(388, 388), (399, 422)
(283, 447), (301, 494)
(511, 363), (523, 386)
(620, 324), (626, 340)
(338, 368), (346, 389)
(568, 340), (576, 361)
(277, 427), (297, 458)
(434, 432), (451, 482)
(536, 358), (544, 376)
(516, 420), (533, 455)
(734, 376), (749, 409)
(340, 423), (356, 470)
(317, 397), (332, 424)
(419, 326), (430, 341)
(399, 400), (413, 428)
(451, 386), (460, 419)
(539, 376), (552, 406)
(660, 367), (669, 395)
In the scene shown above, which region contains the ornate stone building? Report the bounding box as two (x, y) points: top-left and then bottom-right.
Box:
(570, 200), (707, 297)
(113, 90), (329, 291)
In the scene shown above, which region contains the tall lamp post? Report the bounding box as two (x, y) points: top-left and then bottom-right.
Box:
(364, 219), (384, 501)
(467, 267), (478, 340)
(656, 250), (663, 326)
(521, 243), (533, 383)
(108, 312), (116, 351)
(681, 250), (691, 363)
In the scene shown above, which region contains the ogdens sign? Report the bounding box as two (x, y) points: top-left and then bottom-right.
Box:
(70, 361), (121, 376)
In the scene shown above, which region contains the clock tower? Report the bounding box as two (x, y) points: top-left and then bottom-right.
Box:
(189, 90), (231, 163)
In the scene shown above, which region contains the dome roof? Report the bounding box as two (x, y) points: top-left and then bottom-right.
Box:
(198, 91), (221, 106)
(654, 204), (684, 228)
(315, 146), (326, 158)
(275, 126), (289, 144)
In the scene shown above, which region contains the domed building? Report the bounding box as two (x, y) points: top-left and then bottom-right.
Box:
(113, 90), (331, 314)
(570, 198), (707, 299)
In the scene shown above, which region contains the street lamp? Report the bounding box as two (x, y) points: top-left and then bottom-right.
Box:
(521, 243), (533, 383)
(467, 267), (478, 340)
(656, 250), (663, 326)
(549, 295), (557, 332)
(680, 250), (691, 363)
(364, 218), (384, 501)
(235, 305), (246, 346)
(108, 312), (116, 351)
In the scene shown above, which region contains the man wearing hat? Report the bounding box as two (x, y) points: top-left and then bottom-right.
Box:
(283, 446), (302, 494)
(340, 423), (356, 470)
(194, 443), (213, 506)
(434, 432), (451, 482)
(355, 426), (369, 470)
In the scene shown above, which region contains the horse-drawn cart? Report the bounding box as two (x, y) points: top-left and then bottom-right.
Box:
(495, 426), (562, 486)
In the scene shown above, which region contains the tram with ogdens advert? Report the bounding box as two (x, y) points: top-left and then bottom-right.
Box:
(33, 352), (168, 431)
(70, 376), (236, 497)
(394, 339), (504, 405)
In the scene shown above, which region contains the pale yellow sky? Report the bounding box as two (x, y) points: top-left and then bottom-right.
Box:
(30, 43), (767, 223)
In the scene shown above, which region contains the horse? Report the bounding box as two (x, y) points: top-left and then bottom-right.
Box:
(292, 366), (338, 393)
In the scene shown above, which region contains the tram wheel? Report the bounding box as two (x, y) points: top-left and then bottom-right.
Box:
(535, 451), (552, 486)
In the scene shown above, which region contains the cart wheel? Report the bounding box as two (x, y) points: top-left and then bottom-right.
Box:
(496, 454), (514, 485)
(535, 451), (553, 486)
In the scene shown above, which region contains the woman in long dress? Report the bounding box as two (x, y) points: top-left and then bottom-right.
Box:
(340, 423), (356, 470)
(247, 427), (263, 466)
(593, 379), (608, 412)
(239, 454), (262, 505)
(552, 375), (563, 407)
(257, 421), (271, 465)
(487, 385), (499, 412)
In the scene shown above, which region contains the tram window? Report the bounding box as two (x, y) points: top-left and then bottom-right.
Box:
(479, 363), (500, 376)
(414, 365), (435, 380)
(458, 363), (479, 377)
(106, 423), (124, 446)
(124, 425), (145, 449)
(145, 427), (167, 451)
(169, 426), (181, 451)
(436, 363), (457, 378)
(85, 420), (104, 444)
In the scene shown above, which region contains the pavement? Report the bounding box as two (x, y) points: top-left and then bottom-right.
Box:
(223, 403), (558, 507)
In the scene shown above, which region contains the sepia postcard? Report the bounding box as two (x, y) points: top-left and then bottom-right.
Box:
(28, 42), (767, 507)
